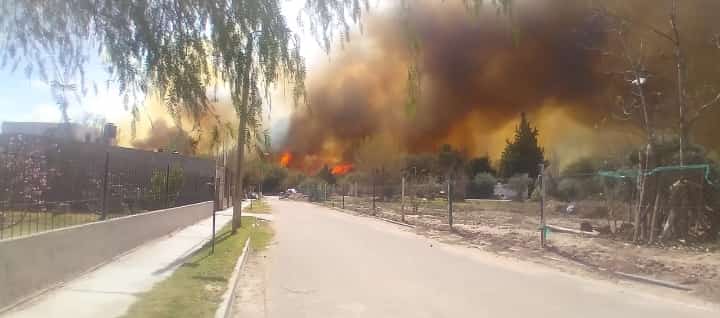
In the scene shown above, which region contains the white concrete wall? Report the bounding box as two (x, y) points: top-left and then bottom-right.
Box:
(0, 202), (213, 310)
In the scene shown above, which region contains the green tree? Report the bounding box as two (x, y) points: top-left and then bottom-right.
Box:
(465, 156), (495, 178)
(1, 0), (513, 232)
(148, 164), (184, 209)
(261, 165), (289, 194)
(316, 164), (336, 185)
(404, 153), (438, 180)
(499, 113), (544, 179)
(468, 172), (497, 199)
(0, 0), (373, 232)
(437, 144), (464, 177)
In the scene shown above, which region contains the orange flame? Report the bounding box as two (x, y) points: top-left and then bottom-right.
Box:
(279, 152), (292, 167)
(331, 163), (353, 176)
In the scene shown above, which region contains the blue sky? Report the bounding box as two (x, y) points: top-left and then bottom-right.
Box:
(0, 1), (329, 129)
(0, 60), (128, 125)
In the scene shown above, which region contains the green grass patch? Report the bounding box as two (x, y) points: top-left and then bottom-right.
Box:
(122, 216), (273, 318)
(245, 199), (271, 214)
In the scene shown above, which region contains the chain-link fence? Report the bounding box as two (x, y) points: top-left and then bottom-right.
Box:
(0, 134), (215, 240)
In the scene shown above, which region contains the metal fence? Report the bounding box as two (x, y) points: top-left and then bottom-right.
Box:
(0, 134), (215, 240)
(301, 165), (719, 246)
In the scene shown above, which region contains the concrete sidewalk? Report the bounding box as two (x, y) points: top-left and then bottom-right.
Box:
(3, 204), (248, 318)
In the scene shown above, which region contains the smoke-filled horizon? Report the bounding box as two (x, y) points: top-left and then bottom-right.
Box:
(117, 0), (720, 170)
(279, 0), (618, 170)
(276, 0), (720, 171)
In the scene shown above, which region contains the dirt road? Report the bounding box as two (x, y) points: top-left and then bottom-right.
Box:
(232, 198), (719, 317)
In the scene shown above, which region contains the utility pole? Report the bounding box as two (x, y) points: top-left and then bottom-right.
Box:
(342, 184), (345, 209)
(539, 163), (546, 248)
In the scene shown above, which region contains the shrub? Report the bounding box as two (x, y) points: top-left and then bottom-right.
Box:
(298, 178), (328, 202)
(507, 174), (532, 202)
(555, 177), (603, 202)
(468, 173), (497, 198)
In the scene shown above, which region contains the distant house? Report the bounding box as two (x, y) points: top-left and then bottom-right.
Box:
(1, 121), (108, 143)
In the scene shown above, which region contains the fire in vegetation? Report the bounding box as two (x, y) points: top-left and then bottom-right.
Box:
(277, 0), (720, 168)
(331, 163), (354, 176)
(279, 151), (293, 168)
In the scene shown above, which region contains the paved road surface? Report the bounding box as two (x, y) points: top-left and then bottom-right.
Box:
(234, 198), (719, 318)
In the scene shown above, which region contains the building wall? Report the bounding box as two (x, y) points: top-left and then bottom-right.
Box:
(0, 134), (215, 213)
(0, 201), (213, 310)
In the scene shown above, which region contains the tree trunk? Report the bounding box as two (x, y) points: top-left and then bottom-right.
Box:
(648, 190), (661, 244)
(661, 180), (683, 241)
(709, 206), (720, 242)
(633, 150), (646, 242)
(670, 0), (688, 166)
(232, 35), (254, 233)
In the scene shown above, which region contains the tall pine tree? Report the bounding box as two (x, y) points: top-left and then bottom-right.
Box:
(499, 113), (545, 179)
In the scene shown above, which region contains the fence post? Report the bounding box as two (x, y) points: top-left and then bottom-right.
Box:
(401, 176), (406, 222)
(164, 163), (171, 209)
(539, 163), (546, 248)
(448, 175), (453, 230)
(101, 151), (110, 220)
(372, 172), (376, 215)
(209, 182), (217, 254)
(226, 168), (231, 208)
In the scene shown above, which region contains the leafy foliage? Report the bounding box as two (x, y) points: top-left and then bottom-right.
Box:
(466, 156), (495, 178)
(437, 144), (464, 176)
(298, 177), (327, 202)
(147, 164), (184, 207)
(468, 172), (497, 199)
(316, 164), (336, 185)
(404, 153), (438, 180)
(1, 0), (318, 136)
(506, 174), (531, 202)
(499, 113), (545, 179)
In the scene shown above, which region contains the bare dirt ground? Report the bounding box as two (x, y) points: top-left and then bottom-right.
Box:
(318, 196), (720, 302)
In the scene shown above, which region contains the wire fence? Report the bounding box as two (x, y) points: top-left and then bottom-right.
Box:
(298, 165), (719, 245)
(0, 134), (215, 240)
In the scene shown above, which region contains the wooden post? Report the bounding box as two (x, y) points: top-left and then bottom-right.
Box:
(447, 175), (453, 230)
(401, 176), (406, 223)
(539, 163), (546, 248)
(633, 149), (646, 242)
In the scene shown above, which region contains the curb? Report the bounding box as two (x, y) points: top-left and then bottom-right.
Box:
(614, 271), (692, 291)
(215, 237), (252, 318)
(378, 216), (416, 228)
(324, 204), (416, 229)
(547, 245), (693, 292)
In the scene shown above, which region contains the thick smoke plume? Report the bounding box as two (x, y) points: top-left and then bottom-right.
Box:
(281, 0), (611, 168)
(118, 94), (237, 155)
(280, 0), (720, 170)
